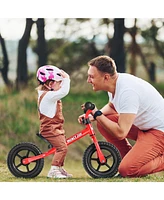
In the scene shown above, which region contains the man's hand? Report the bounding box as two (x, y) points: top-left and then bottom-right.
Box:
(78, 114), (94, 124)
(78, 103), (97, 124)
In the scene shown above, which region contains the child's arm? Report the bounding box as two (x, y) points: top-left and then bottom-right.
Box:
(48, 70), (70, 100)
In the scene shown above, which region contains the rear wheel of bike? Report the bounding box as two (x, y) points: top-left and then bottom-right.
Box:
(7, 142), (44, 178)
(83, 141), (121, 178)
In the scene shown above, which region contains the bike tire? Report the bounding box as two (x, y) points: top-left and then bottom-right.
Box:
(7, 142), (44, 178)
(83, 141), (121, 178)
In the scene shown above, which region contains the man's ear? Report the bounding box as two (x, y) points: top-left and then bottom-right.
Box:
(104, 73), (110, 81)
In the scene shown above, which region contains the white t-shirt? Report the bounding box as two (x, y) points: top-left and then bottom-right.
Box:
(38, 78), (70, 118)
(108, 73), (164, 131)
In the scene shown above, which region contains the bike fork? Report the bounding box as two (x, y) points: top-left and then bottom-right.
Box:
(89, 127), (106, 163)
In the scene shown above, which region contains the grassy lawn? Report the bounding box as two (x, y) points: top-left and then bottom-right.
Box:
(1, 160), (164, 182)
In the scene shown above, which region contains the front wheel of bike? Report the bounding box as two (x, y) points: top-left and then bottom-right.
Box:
(83, 141), (121, 178)
(7, 142), (44, 178)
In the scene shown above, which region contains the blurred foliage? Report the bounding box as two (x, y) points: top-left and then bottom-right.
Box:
(1, 18), (164, 88)
(43, 18), (164, 80)
(32, 36), (101, 74)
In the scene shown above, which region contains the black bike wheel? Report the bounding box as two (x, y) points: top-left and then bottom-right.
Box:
(83, 141), (121, 178)
(7, 142), (44, 178)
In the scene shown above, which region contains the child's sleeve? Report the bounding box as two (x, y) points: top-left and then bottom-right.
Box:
(48, 78), (70, 101)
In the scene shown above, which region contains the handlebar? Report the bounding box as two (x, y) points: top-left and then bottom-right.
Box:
(84, 102), (95, 113)
(80, 102), (95, 125)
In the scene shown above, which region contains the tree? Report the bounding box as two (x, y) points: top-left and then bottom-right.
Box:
(16, 18), (34, 89)
(0, 33), (12, 86)
(36, 18), (47, 67)
(143, 19), (164, 59)
(141, 19), (164, 82)
(127, 18), (149, 76)
(110, 18), (125, 73)
(47, 37), (100, 74)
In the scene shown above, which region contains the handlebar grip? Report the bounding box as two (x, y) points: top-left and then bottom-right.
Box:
(84, 102), (95, 113)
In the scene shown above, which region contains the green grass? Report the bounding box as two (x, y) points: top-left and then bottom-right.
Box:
(1, 161), (164, 182)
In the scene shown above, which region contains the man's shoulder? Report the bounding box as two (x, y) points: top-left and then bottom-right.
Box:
(118, 73), (135, 79)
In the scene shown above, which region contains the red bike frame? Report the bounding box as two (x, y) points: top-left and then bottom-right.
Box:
(22, 109), (106, 165)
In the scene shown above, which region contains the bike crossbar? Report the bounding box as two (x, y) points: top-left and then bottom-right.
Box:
(22, 127), (91, 164)
(22, 147), (56, 164)
(22, 110), (106, 165)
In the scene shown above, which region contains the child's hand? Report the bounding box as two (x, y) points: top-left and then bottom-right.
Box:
(60, 70), (70, 79)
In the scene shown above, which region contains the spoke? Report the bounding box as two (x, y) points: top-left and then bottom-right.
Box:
(16, 163), (23, 168)
(106, 154), (112, 159)
(16, 153), (23, 159)
(26, 164), (30, 172)
(91, 157), (98, 161)
(104, 162), (111, 169)
(96, 163), (101, 171)
(26, 150), (31, 157)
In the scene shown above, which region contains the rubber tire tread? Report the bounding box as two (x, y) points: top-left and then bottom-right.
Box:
(7, 142), (44, 178)
(83, 141), (121, 178)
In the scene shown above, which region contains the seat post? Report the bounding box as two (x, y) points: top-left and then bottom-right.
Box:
(36, 133), (53, 148)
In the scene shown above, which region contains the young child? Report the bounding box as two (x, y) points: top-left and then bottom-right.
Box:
(36, 65), (72, 178)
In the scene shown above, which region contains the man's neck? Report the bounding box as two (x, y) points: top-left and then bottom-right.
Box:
(106, 73), (119, 96)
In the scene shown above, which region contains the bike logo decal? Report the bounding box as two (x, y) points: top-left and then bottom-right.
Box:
(67, 132), (83, 143)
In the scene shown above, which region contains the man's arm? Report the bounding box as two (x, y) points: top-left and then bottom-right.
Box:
(95, 112), (136, 140)
(78, 102), (117, 124)
(100, 102), (117, 115)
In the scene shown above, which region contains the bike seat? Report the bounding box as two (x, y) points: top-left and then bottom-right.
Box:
(36, 133), (53, 149)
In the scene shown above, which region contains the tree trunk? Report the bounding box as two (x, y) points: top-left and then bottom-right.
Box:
(16, 18), (34, 89)
(0, 33), (12, 86)
(36, 18), (47, 67)
(127, 19), (149, 76)
(149, 62), (156, 82)
(110, 18), (125, 73)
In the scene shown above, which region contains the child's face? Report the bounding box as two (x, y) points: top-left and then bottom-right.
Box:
(50, 81), (62, 91)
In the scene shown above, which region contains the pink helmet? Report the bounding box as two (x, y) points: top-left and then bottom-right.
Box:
(37, 65), (63, 84)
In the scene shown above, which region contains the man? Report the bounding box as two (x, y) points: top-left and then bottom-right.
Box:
(78, 55), (164, 177)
